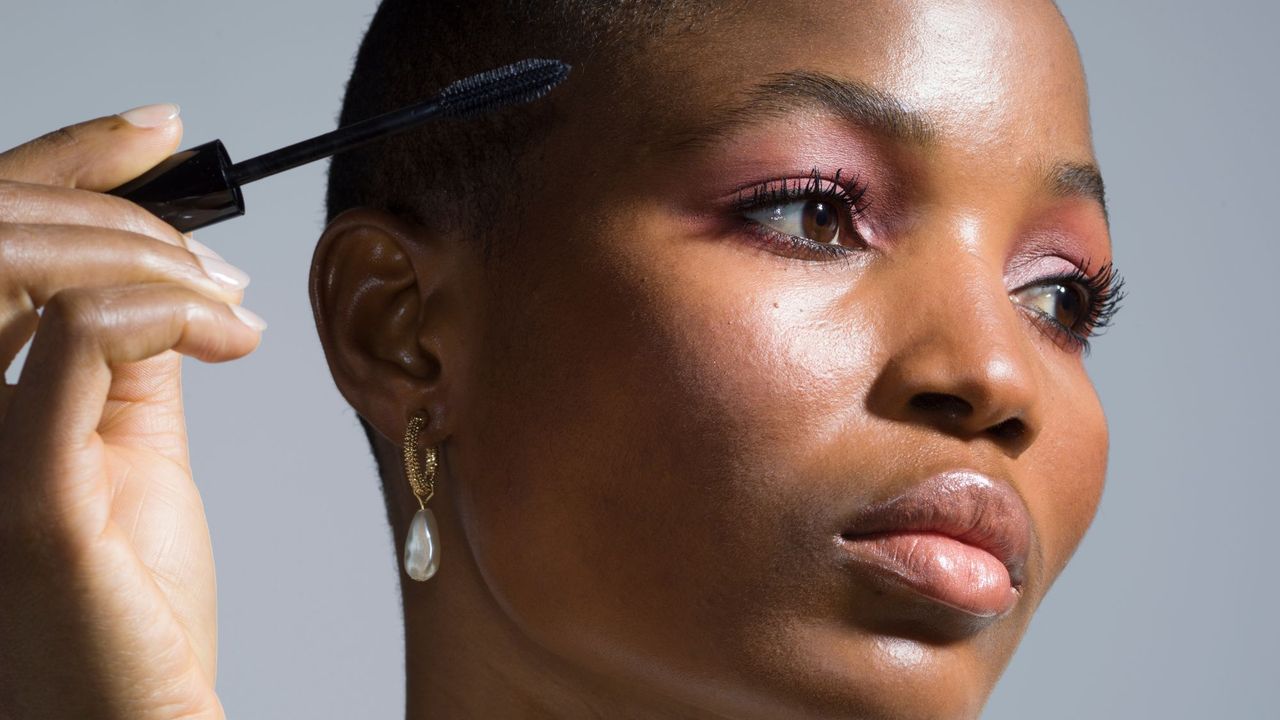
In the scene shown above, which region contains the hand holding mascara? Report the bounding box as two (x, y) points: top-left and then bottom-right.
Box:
(108, 58), (570, 233)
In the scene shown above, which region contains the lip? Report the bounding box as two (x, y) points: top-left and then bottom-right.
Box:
(838, 470), (1032, 618)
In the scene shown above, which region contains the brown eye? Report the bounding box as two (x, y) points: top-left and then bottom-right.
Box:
(1010, 265), (1125, 353)
(745, 198), (850, 246)
(1012, 282), (1090, 330)
(801, 200), (843, 244)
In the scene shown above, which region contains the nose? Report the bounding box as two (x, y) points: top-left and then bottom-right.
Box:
(866, 258), (1043, 457)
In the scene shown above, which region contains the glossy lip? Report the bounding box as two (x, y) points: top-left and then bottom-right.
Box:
(838, 470), (1032, 616)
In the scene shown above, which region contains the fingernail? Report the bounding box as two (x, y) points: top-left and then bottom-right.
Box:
(184, 235), (224, 261)
(118, 103), (181, 128)
(229, 304), (268, 332)
(198, 256), (251, 290)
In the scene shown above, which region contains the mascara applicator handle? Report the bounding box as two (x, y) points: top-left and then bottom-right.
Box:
(104, 59), (571, 234)
(106, 139), (245, 233)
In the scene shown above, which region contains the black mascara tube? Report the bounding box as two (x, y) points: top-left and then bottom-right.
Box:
(107, 59), (570, 233)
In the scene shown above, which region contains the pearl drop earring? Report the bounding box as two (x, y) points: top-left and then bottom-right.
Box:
(402, 413), (440, 581)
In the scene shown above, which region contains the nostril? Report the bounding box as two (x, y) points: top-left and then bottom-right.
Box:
(987, 417), (1027, 443)
(909, 392), (972, 420)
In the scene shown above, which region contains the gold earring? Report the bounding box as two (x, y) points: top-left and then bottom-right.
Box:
(402, 413), (440, 581)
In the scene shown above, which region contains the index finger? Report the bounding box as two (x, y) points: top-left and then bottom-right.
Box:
(0, 105), (183, 191)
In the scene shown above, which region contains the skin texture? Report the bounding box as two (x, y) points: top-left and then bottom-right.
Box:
(312, 0), (1111, 718)
(0, 0), (1109, 719)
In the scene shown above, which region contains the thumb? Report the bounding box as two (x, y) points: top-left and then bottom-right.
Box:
(0, 103), (183, 191)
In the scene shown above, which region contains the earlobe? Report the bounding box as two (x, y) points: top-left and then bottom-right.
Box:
(309, 207), (462, 446)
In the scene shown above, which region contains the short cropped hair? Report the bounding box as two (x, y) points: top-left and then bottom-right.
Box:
(325, 0), (725, 510)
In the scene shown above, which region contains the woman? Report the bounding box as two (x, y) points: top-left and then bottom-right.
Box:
(0, 0), (1121, 717)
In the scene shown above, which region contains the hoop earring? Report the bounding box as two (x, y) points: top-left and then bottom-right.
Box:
(402, 413), (440, 581)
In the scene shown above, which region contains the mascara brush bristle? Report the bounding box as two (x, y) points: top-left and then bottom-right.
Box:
(438, 58), (572, 118)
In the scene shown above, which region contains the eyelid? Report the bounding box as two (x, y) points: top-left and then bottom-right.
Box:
(1004, 254), (1082, 290)
(725, 167), (874, 260)
(1016, 303), (1091, 354)
(1009, 262), (1126, 354)
(728, 167), (868, 215)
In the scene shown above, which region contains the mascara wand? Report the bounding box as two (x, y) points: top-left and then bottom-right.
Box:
(108, 58), (571, 233)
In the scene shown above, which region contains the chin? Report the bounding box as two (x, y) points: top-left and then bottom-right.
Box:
(713, 624), (1004, 720)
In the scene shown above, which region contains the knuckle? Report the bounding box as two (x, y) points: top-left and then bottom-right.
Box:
(124, 206), (182, 245)
(138, 239), (203, 283)
(0, 223), (16, 266)
(0, 181), (35, 222)
(42, 287), (111, 342)
(0, 223), (35, 280)
(96, 191), (180, 244)
(132, 240), (175, 272)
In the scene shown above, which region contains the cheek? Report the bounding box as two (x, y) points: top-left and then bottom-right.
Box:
(643, 270), (878, 456)
(1024, 363), (1109, 589)
(451, 227), (885, 693)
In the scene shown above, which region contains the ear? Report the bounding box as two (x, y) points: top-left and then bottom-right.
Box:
(309, 207), (471, 449)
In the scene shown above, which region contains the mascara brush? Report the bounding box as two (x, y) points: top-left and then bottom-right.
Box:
(108, 58), (571, 233)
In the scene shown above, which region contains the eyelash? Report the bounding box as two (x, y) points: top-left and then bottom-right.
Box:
(730, 166), (870, 259)
(728, 167), (1125, 353)
(1019, 262), (1127, 355)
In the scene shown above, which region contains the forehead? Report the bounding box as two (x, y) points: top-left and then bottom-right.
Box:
(608, 0), (1091, 163)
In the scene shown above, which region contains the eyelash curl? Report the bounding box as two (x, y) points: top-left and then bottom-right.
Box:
(1028, 261), (1127, 355)
(730, 166), (871, 259)
(729, 167), (1126, 354)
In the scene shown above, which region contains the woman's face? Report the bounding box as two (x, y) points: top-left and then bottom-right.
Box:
(423, 0), (1107, 717)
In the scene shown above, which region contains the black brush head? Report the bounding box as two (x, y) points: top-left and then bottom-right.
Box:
(437, 58), (572, 118)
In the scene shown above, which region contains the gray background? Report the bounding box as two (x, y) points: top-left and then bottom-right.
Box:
(1, 1), (1275, 717)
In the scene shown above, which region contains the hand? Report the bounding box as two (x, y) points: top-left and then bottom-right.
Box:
(0, 105), (265, 720)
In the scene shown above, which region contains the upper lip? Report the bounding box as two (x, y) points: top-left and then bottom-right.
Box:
(840, 470), (1032, 589)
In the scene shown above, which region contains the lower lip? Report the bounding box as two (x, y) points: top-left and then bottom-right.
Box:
(840, 532), (1018, 618)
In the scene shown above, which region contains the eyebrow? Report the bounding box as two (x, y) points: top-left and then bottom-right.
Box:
(662, 69), (938, 153)
(1048, 161), (1109, 221)
(662, 69), (1109, 219)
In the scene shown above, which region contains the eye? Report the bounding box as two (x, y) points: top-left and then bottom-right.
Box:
(743, 198), (851, 246)
(1009, 263), (1126, 354)
(732, 168), (870, 255)
(1011, 281), (1090, 330)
